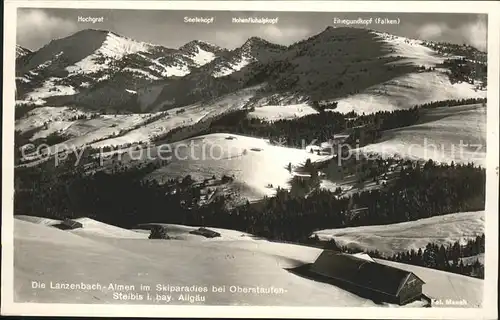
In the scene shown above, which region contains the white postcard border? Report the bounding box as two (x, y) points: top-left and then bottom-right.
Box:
(2, 1), (499, 319)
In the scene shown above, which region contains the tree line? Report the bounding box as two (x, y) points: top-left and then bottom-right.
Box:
(441, 58), (487, 86)
(326, 234), (485, 279)
(197, 98), (486, 150)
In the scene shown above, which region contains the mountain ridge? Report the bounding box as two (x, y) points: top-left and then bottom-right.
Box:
(15, 26), (487, 114)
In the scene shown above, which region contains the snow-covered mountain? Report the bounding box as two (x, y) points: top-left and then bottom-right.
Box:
(179, 40), (229, 66)
(14, 26), (488, 169)
(207, 37), (286, 78)
(15, 29), (227, 108)
(15, 27), (486, 113)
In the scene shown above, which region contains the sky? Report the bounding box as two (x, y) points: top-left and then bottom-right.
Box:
(17, 8), (488, 52)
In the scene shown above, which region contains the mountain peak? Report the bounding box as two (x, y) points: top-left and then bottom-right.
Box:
(72, 28), (110, 36)
(180, 40), (223, 53)
(239, 37), (286, 54)
(178, 40), (226, 66)
(69, 29), (156, 48)
(243, 37), (270, 47)
(188, 40), (213, 46)
(16, 45), (32, 58)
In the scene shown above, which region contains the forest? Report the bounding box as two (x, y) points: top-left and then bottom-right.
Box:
(14, 152), (485, 244)
(197, 98), (486, 150)
(441, 58), (487, 87)
(422, 41), (487, 64)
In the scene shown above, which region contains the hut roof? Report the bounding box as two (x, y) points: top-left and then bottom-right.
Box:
(189, 227), (221, 238)
(310, 251), (424, 296)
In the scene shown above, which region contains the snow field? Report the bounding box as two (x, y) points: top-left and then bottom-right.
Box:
(373, 31), (445, 67)
(24, 77), (78, 104)
(89, 106), (208, 149)
(65, 32), (153, 75)
(70, 218), (150, 239)
(15, 106), (88, 135)
(312, 211), (484, 256)
(16, 87), (260, 165)
(335, 72), (486, 115)
(141, 133), (332, 200)
(14, 215), (61, 226)
(137, 53), (191, 78)
(248, 103), (319, 121)
(190, 45), (217, 66)
(93, 87), (257, 148)
(13, 217), (483, 307)
(13, 218), (376, 306)
(375, 258), (483, 307)
(44, 113), (153, 154)
(212, 55), (254, 78)
(356, 104), (486, 166)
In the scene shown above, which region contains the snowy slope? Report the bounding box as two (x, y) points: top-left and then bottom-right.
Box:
(13, 218), (374, 306)
(70, 218), (150, 239)
(16, 107), (154, 150)
(258, 28), (484, 115)
(248, 103), (319, 121)
(16, 106), (89, 135)
(24, 78), (79, 105)
(334, 72), (486, 115)
(14, 215), (61, 226)
(14, 217), (482, 307)
(328, 32), (486, 114)
(15, 30), (157, 106)
(375, 258), (483, 307)
(65, 31), (154, 75)
(210, 37), (285, 78)
(356, 103), (486, 166)
(15, 87), (259, 164)
(135, 223), (256, 242)
(136, 133), (332, 200)
(189, 47), (216, 66)
(92, 86), (259, 148)
(313, 211), (484, 255)
(373, 31), (445, 67)
(179, 40), (224, 67)
(15, 30), (226, 109)
(15, 107), (156, 148)
(127, 38), (285, 111)
(47, 114), (153, 152)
